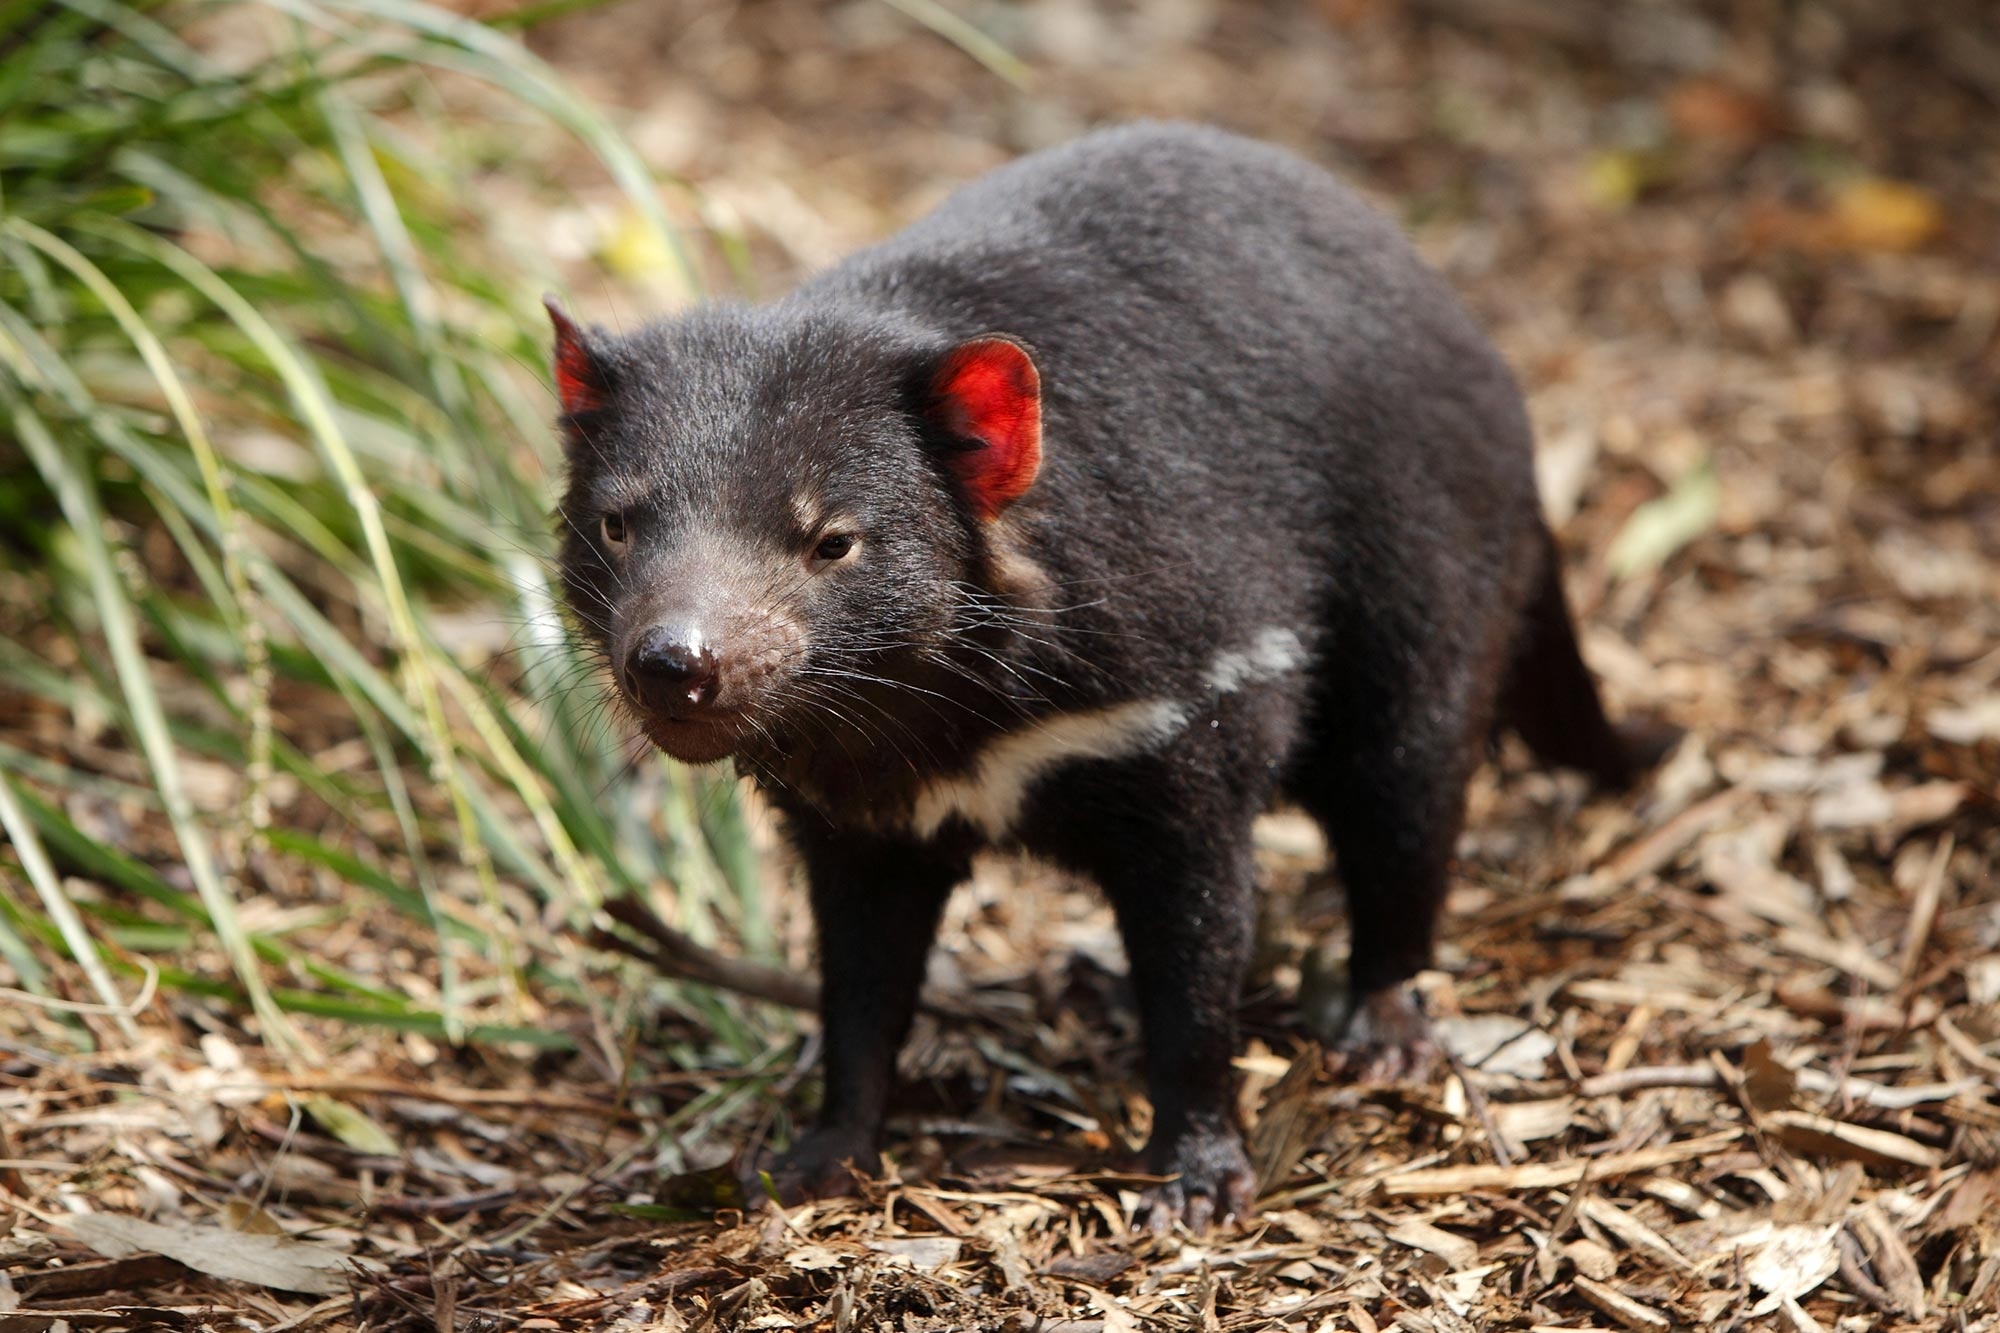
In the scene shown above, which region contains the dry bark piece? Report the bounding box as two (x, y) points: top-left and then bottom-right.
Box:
(1568, 789), (1750, 899)
(1578, 1064), (1718, 1098)
(1578, 1197), (1694, 1274)
(8, 1254), (188, 1300)
(1928, 1012), (2000, 1072)
(1894, 834), (1954, 981)
(1044, 1252), (1138, 1284)
(1572, 1274), (1671, 1331)
(1759, 1110), (1944, 1170)
(1773, 979), (1939, 1030)
(1492, 1098), (1578, 1144)
(1777, 1297), (1829, 1333)
(0, 1313), (214, 1332)
(1563, 1237), (1617, 1280)
(1386, 1219), (1479, 1270)
(1849, 1204), (1926, 1318)
(1381, 1131), (1741, 1197)
(1635, 1175), (1723, 1219)
(1887, 781), (1968, 835)
(1246, 1043), (1330, 1196)
(1605, 1003), (1660, 1077)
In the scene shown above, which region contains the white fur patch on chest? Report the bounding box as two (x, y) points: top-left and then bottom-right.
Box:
(900, 627), (1307, 841)
(909, 698), (1188, 840)
(1205, 626), (1307, 693)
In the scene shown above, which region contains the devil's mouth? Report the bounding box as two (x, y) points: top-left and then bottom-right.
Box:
(637, 709), (751, 765)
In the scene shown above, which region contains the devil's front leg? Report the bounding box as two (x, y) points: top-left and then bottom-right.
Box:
(764, 824), (967, 1203)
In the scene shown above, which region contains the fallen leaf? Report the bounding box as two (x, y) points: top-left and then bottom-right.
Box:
(1044, 1252), (1137, 1284)
(1738, 1223), (1840, 1310)
(599, 208), (686, 288)
(301, 1096), (398, 1156)
(1608, 459), (1719, 581)
(1584, 150), (1655, 210)
(67, 1214), (378, 1295)
(1741, 1040), (1798, 1115)
(1748, 177), (1946, 254)
(866, 1237), (962, 1270)
(1436, 1014), (1555, 1079)
(1827, 178), (1942, 252)
(1700, 820), (1819, 929)
(1667, 79), (1779, 144)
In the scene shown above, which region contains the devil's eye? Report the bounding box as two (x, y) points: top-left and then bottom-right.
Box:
(601, 511), (628, 548)
(814, 533), (856, 563)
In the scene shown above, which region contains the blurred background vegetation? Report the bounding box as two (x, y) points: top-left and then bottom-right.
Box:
(0, 0), (776, 1099)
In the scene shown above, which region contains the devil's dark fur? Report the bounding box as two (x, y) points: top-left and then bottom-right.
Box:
(554, 123), (1670, 1227)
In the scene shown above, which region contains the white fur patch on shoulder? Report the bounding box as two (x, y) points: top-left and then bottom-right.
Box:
(910, 699), (1187, 840)
(1205, 626), (1307, 693)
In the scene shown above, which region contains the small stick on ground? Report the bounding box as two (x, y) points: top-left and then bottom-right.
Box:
(594, 894), (996, 1022)
(1441, 1042), (1518, 1166)
(594, 895), (819, 1011)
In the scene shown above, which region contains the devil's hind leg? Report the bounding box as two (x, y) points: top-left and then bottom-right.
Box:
(1285, 580), (1502, 1079)
(1290, 679), (1475, 1080)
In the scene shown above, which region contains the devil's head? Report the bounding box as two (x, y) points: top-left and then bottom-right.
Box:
(547, 297), (1042, 766)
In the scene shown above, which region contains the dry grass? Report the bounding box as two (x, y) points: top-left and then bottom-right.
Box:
(4, 0), (1997, 1328)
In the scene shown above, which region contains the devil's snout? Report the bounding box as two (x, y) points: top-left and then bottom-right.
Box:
(624, 625), (722, 717)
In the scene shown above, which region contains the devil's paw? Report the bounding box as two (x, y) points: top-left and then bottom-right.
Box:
(1142, 1118), (1256, 1233)
(759, 1127), (882, 1205)
(1327, 984), (1440, 1085)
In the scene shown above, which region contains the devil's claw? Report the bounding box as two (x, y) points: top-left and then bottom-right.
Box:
(1139, 1123), (1255, 1234)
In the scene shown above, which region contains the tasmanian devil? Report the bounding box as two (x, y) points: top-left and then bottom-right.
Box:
(550, 122), (1671, 1228)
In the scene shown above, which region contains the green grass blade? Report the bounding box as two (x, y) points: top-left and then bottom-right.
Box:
(877, 0), (1031, 88)
(0, 759), (136, 1036)
(272, 0), (696, 292)
(88, 213), (512, 1036)
(8, 393), (299, 1058)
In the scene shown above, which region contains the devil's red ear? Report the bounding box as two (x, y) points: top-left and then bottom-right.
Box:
(544, 295), (609, 416)
(930, 336), (1041, 521)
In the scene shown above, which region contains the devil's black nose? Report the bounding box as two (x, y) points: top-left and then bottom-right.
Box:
(624, 627), (721, 715)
